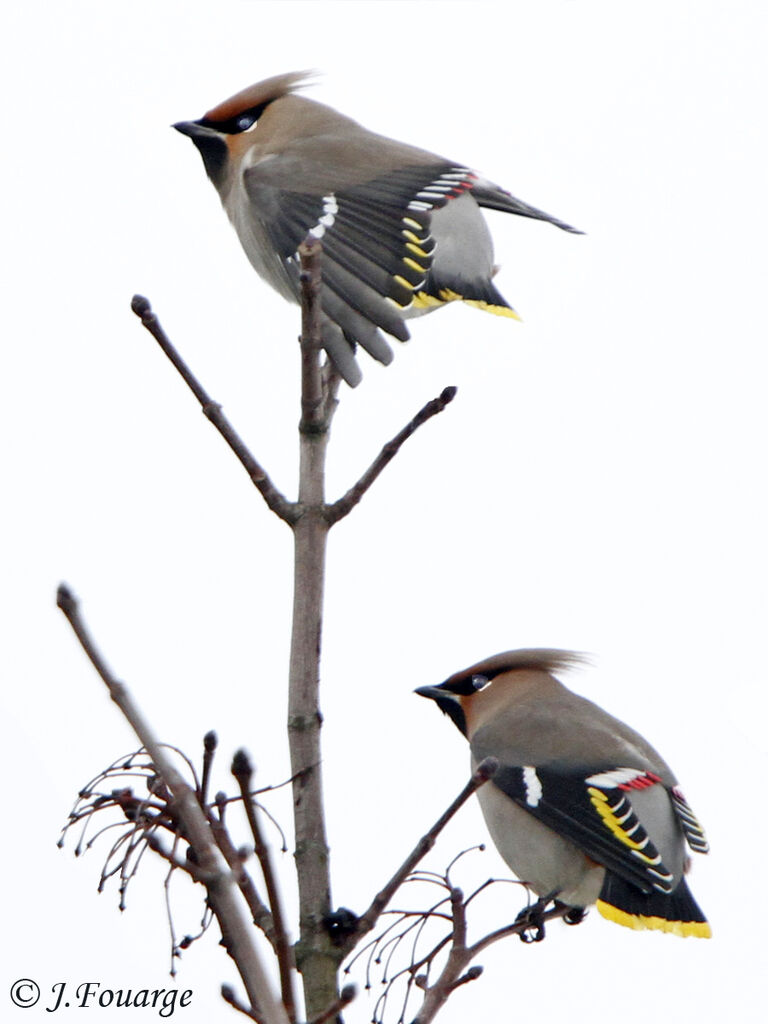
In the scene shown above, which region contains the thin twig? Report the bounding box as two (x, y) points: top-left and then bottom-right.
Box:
(409, 891), (475, 1024)
(160, 834), (184, 975)
(130, 295), (296, 523)
(57, 584), (290, 1024)
(342, 757), (498, 956)
(221, 984), (263, 1022)
(233, 751), (298, 1024)
(145, 831), (207, 881)
(448, 888), (466, 953)
(207, 813), (277, 948)
(327, 386), (458, 524)
(201, 730), (217, 806)
(412, 898), (571, 1024)
(467, 901), (572, 956)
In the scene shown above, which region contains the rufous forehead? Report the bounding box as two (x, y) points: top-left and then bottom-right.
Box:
(202, 71), (313, 123)
(204, 82), (269, 122)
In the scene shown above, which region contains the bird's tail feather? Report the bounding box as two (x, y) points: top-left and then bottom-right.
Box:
(597, 874), (711, 938)
(471, 184), (583, 235)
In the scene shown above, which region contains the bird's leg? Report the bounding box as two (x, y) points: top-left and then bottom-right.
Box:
(515, 892), (557, 943)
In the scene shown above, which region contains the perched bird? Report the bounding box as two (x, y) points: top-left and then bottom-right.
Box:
(416, 649), (710, 938)
(174, 71), (581, 386)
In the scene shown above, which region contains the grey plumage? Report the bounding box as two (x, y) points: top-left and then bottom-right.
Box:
(174, 72), (581, 385)
(416, 649), (710, 937)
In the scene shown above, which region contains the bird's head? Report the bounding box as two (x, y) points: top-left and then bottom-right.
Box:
(416, 649), (585, 738)
(173, 70), (315, 187)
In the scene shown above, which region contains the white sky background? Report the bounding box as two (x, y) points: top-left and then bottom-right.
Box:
(3, 1), (767, 1020)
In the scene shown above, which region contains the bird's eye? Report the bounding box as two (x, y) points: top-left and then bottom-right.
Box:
(235, 112), (257, 132)
(471, 674), (490, 691)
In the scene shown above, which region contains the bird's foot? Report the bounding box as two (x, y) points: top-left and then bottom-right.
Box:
(515, 895), (553, 943)
(561, 905), (585, 929)
(556, 901), (586, 926)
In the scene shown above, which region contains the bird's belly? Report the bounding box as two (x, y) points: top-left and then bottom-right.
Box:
(477, 781), (605, 907)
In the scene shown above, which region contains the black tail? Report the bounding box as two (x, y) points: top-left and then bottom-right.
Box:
(597, 873), (711, 938)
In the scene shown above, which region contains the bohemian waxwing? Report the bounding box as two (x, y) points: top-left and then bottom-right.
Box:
(174, 71), (581, 386)
(416, 649), (711, 938)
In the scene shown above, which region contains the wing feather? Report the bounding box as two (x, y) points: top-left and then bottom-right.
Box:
(492, 765), (679, 895)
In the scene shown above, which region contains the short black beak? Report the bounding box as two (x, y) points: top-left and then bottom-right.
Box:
(172, 119), (208, 139)
(414, 685), (447, 702)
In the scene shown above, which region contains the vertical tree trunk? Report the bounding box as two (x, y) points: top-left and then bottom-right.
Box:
(288, 445), (337, 1018)
(288, 243), (342, 1019)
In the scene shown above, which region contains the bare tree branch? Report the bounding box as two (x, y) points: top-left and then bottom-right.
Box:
(145, 830), (204, 877)
(467, 901), (572, 956)
(200, 730), (217, 806)
(62, 208), (551, 1024)
(221, 983), (263, 1022)
(411, 896), (571, 1024)
(56, 584), (290, 1024)
(343, 758), (498, 956)
(287, 241), (341, 1019)
(207, 811), (277, 949)
(233, 751), (298, 1024)
(327, 386), (457, 524)
(409, 888), (480, 1024)
(297, 240), (326, 433)
(130, 295), (296, 523)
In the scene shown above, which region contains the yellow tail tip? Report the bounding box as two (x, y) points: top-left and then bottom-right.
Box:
(433, 288), (522, 320)
(464, 299), (522, 321)
(597, 900), (712, 938)
(408, 288), (522, 320)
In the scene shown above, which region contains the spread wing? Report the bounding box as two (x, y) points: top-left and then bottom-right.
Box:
(244, 161), (475, 314)
(243, 154), (580, 383)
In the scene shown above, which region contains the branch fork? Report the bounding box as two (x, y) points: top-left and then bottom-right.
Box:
(60, 240), (532, 1024)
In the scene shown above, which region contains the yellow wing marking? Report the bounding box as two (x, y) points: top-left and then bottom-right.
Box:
(587, 786), (659, 864)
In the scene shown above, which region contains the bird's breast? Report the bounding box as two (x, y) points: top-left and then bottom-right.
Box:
(224, 181), (297, 304)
